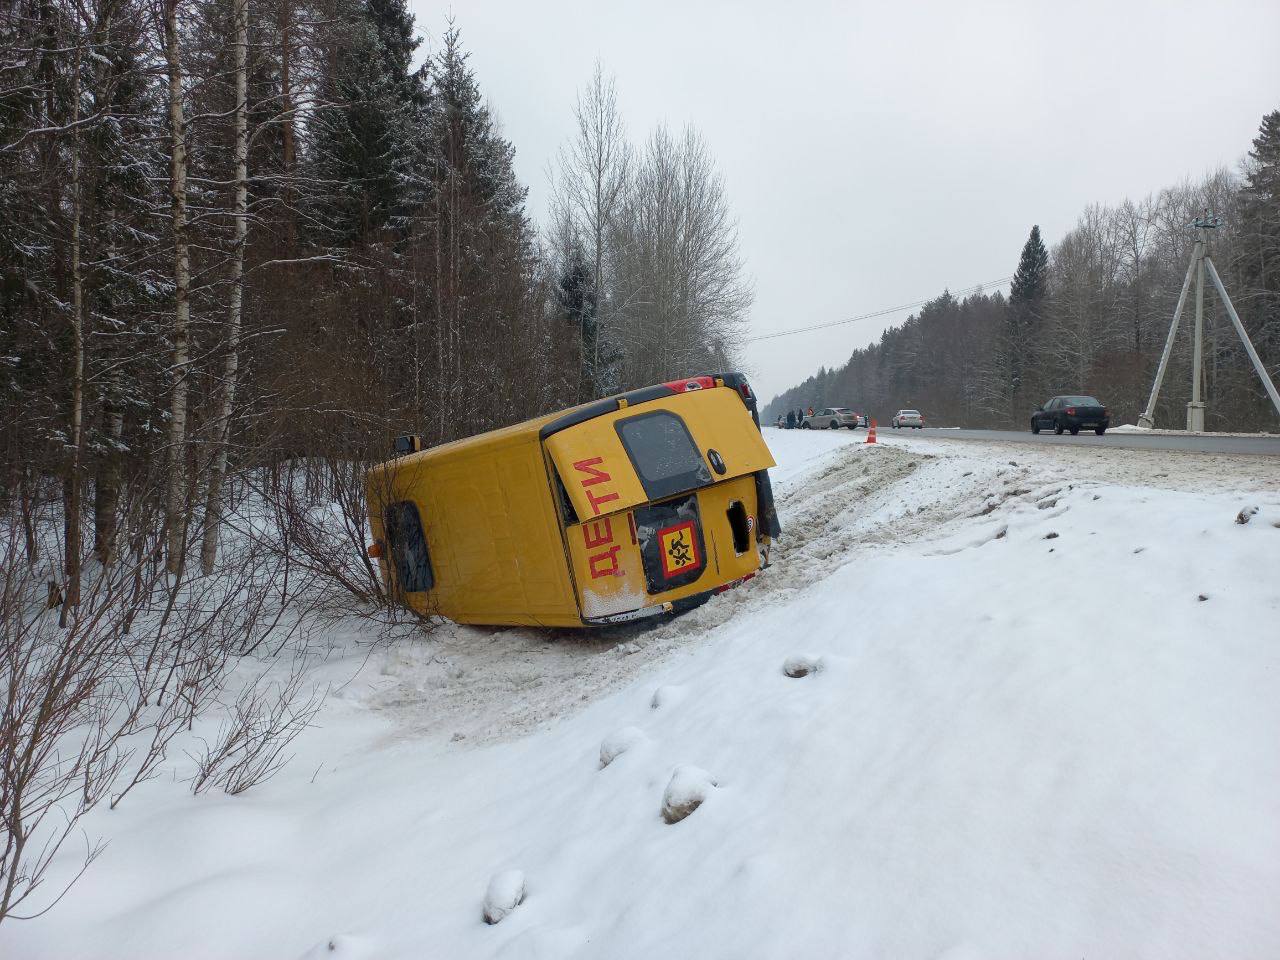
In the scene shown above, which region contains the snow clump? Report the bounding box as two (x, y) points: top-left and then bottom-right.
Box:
(661, 765), (717, 824)
(482, 870), (526, 925)
(598, 726), (647, 769)
(782, 655), (824, 678)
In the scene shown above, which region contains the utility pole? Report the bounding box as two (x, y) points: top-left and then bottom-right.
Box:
(1186, 221), (1207, 431)
(1138, 216), (1280, 430)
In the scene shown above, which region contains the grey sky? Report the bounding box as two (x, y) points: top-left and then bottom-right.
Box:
(412, 0), (1280, 403)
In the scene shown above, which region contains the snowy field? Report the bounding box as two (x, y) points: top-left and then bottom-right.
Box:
(5, 429), (1280, 959)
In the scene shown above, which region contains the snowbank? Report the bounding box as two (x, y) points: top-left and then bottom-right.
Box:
(1112, 422), (1280, 437)
(5, 431), (1280, 960)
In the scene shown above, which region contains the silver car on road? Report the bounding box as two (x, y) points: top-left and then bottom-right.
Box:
(892, 409), (925, 429)
(801, 407), (861, 430)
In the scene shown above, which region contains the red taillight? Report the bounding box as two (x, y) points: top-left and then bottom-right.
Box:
(663, 375), (715, 394)
(1065, 407), (1076, 415)
(738, 381), (752, 399)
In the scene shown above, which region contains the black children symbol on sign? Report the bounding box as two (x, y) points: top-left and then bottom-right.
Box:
(667, 535), (693, 567)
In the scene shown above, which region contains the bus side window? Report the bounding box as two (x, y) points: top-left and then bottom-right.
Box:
(384, 501), (434, 592)
(553, 469), (580, 526)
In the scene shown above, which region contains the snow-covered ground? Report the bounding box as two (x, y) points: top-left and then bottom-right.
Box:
(6, 429), (1280, 960)
(1111, 423), (1280, 438)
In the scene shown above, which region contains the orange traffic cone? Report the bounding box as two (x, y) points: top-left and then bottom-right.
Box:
(866, 419), (877, 444)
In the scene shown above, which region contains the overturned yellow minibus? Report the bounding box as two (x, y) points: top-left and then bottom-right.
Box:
(365, 373), (781, 627)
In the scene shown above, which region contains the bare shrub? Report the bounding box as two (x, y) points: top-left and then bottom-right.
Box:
(190, 668), (323, 796)
(242, 457), (442, 636)
(0, 527), (166, 922)
(0, 505), (320, 926)
(247, 458), (386, 606)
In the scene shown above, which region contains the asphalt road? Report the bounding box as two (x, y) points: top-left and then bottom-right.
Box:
(881, 427), (1280, 456)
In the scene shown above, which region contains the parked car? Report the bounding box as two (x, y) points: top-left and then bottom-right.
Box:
(801, 407), (860, 430)
(892, 409), (924, 429)
(1031, 396), (1110, 435)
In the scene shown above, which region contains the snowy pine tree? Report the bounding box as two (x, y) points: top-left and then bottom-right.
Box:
(555, 247), (599, 400)
(1234, 110), (1280, 365)
(80, 3), (168, 566)
(306, 0), (429, 246)
(1002, 224), (1050, 415)
(420, 24), (536, 437)
(1010, 224), (1050, 306)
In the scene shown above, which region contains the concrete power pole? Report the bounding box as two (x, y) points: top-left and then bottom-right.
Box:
(1186, 223), (1207, 431)
(1137, 216), (1280, 430)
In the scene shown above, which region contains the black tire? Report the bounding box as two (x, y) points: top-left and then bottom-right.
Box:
(1053, 420), (1064, 435)
(1095, 426), (1106, 435)
(1069, 425), (1079, 435)
(830, 420), (838, 430)
(1032, 421), (1041, 434)
(800, 422), (810, 429)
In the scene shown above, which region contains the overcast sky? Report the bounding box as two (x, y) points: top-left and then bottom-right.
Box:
(409, 0), (1280, 403)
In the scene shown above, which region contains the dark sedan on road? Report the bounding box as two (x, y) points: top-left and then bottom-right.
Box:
(1031, 396), (1110, 435)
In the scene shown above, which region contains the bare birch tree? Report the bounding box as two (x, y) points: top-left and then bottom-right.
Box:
(199, 0), (249, 575)
(160, 0), (192, 577)
(549, 62), (631, 398)
(612, 124), (751, 388)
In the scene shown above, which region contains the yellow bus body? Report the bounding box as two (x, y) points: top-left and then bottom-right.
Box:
(366, 374), (780, 628)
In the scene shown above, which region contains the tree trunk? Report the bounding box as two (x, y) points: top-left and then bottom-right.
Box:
(278, 0), (296, 249)
(199, 0), (248, 576)
(163, 0), (192, 578)
(93, 395), (123, 566)
(90, 7), (120, 568)
(434, 160), (446, 440)
(62, 36), (85, 625)
(17, 465), (39, 568)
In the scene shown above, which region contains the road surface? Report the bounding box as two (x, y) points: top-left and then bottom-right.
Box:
(879, 427), (1280, 456)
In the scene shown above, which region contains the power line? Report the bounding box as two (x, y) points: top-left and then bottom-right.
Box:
(743, 275), (1014, 343)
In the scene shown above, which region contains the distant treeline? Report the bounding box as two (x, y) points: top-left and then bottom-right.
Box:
(764, 110), (1280, 431)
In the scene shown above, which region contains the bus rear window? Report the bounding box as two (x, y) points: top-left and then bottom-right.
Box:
(384, 501), (434, 592)
(615, 411), (712, 501)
